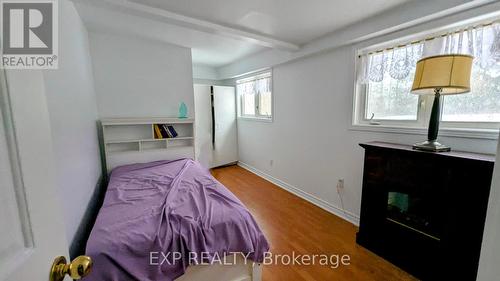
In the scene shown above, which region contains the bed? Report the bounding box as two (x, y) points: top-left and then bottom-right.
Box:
(87, 119), (269, 281)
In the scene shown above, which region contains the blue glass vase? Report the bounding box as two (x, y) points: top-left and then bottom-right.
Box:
(178, 102), (188, 118)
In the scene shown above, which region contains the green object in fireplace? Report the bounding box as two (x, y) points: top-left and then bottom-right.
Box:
(388, 192), (409, 213)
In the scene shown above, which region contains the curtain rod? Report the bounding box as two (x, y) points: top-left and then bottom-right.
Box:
(358, 20), (498, 58)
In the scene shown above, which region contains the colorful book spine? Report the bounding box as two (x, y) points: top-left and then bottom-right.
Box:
(167, 125), (178, 138)
(162, 124), (173, 138)
(153, 124), (163, 139)
(159, 125), (169, 138)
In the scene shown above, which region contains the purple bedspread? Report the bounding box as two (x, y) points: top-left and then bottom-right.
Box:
(86, 159), (269, 281)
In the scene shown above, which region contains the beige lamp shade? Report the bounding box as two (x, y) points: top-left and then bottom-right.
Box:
(411, 54), (473, 95)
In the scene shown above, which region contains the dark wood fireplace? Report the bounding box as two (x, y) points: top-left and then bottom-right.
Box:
(357, 142), (494, 280)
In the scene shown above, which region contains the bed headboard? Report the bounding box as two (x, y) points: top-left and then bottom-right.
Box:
(100, 117), (195, 173)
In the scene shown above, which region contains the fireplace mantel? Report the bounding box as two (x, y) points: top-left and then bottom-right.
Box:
(357, 142), (494, 280)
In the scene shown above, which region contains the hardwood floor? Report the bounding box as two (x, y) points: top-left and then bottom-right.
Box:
(211, 165), (418, 281)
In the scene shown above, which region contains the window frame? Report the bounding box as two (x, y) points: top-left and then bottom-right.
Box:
(237, 71), (273, 122)
(352, 21), (500, 139)
(353, 81), (432, 128)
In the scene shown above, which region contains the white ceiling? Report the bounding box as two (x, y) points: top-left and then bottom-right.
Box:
(75, 0), (267, 67)
(76, 0), (413, 67)
(130, 0), (412, 45)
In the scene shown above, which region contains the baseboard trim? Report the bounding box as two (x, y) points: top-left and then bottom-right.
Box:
(237, 162), (360, 226)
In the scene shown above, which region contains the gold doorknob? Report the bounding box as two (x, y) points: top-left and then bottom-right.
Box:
(50, 255), (93, 281)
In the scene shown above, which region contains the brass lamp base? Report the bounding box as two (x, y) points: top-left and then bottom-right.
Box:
(413, 140), (451, 152)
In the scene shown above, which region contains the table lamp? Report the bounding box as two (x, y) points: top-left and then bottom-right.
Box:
(411, 54), (473, 152)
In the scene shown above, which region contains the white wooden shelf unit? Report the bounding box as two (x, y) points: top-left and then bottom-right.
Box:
(101, 118), (195, 172)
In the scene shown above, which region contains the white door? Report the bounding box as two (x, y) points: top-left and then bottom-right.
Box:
(0, 69), (70, 280)
(212, 86), (238, 168)
(194, 84), (214, 168)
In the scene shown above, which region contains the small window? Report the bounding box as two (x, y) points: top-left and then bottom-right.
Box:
(354, 20), (500, 131)
(237, 72), (272, 120)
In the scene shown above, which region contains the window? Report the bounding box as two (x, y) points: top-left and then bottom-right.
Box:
(364, 52), (420, 121)
(237, 72), (272, 120)
(441, 66), (500, 122)
(355, 20), (500, 132)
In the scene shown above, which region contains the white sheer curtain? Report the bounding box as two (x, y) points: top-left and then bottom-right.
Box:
(358, 22), (500, 84)
(236, 76), (272, 95)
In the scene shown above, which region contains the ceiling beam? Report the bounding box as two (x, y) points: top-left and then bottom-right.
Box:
(82, 0), (300, 51)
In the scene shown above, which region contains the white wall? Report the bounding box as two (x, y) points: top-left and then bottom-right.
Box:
(236, 21), (499, 223)
(42, 0), (101, 243)
(193, 65), (218, 80)
(477, 138), (500, 281)
(88, 32), (195, 118)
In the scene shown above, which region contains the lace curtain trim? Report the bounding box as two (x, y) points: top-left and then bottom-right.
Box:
(237, 76), (271, 95)
(358, 22), (500, 84)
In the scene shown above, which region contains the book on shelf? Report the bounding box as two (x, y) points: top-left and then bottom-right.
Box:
(166, 125), (178, 138)
(162, 124), (173, 138)
(159, 125), (170, 138)
(154, 124), (179, 139)
(153, 124), (163, 139)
